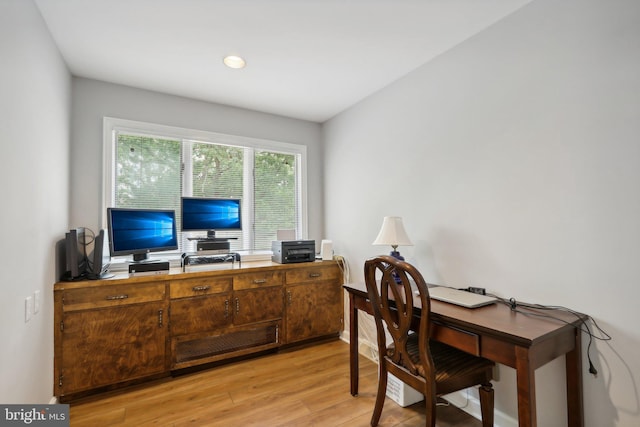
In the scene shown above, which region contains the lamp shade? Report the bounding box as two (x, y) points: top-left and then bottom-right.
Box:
(372, 216), (413, 248)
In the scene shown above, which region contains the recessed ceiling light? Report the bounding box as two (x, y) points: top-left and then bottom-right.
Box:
(223, 55), (246, 69)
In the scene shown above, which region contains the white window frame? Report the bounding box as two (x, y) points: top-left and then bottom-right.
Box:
(102, 117), (308, 249)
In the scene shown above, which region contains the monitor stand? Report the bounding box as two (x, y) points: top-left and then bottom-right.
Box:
(132, 253), (151, 262)
(202, 230), (236, 241)
(186, 230), (238, 242)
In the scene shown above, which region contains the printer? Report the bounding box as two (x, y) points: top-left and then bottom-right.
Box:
(272, 240), (316, 264)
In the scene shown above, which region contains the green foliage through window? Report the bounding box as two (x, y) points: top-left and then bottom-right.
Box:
(112, 132), (299, 252)
(115, 135), (181, 210)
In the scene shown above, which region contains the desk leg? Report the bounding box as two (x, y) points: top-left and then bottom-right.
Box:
(349, 292), (359, 396)
(515, 346), (536, 427)
(566, 328), (584, 427)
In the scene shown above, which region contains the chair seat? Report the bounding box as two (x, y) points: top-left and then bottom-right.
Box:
(402, 334), (494, 392)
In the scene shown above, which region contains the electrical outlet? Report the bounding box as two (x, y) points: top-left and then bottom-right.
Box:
(34, 290), (41, 314)
(25, 296), (33, 322)
(468, 287), (486, 295)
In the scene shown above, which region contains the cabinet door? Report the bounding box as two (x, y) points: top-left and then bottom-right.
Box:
(285, 281), (343, 343)
(170, 293), (232, 335)
(233, 286), (283, 325)
(59, 302), (166, 394)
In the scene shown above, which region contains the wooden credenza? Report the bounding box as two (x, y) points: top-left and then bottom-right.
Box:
(53, 260), (343, 401)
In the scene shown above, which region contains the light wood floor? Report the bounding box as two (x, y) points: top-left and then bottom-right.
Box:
(68, 339), (481, 426)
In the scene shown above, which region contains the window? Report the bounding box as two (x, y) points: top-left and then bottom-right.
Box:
(103, 118), (307, 254)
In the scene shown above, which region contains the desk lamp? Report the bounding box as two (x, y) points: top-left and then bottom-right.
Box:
(372, 216), (413, 261)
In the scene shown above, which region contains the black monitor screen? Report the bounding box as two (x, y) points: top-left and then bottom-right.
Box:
(181, 198), (242, 232)
(107, 208), (178, 261)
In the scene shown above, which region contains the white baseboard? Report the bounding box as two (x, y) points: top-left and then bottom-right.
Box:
(444, 390), (517, 427)
(340, 330), (379, 362)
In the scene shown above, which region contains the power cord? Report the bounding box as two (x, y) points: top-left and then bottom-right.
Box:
(436, 396), (451, 407)
(334, 254), (350, 284)
(489, 294), (610, 377)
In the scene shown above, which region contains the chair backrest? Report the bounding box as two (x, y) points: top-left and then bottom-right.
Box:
(364, 255), (434, 379)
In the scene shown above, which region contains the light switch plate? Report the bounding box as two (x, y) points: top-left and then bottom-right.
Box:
(25, 296), (33, 322)
(34, 290), (41, 314)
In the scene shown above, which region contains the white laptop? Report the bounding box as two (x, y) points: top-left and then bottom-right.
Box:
(424, 286), (497, 309)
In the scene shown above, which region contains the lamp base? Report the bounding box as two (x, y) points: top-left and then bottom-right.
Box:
(389, 251), (404, 283)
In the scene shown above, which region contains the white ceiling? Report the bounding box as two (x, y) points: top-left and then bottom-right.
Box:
(34, 0), (532, 123)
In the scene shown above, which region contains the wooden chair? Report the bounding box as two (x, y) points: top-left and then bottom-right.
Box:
(363, 255), (495, 427)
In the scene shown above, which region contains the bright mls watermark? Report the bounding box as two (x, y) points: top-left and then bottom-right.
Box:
(1, 405), (69, 426)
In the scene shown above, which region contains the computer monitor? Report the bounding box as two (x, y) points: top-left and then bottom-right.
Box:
(181, 197), (242, 239)
(107, 208), (178, 262)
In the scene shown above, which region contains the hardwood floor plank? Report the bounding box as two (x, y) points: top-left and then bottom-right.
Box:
(69, 339), (481, 426)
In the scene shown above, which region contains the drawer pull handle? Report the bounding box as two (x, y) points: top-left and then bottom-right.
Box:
(253, 279), (267, 284)
(192, 285), (210, 292)
(309, 273), (321, 278)
(106, 294), (128, 301)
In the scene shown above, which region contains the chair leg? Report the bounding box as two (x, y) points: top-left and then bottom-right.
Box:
(479, 383), (494, 427)
(424, 395), (437, 427)
(371, 364), (388, 426)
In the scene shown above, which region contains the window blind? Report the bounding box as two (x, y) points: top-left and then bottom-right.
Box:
(110, 128), (301, 253)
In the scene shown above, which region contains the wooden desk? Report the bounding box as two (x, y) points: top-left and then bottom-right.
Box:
(344, 283), (584, 427)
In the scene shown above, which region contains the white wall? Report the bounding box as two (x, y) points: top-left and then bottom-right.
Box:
(70, 78), (324, 241)
(324, 0), (640, 426)
(0, 0), (70, 403)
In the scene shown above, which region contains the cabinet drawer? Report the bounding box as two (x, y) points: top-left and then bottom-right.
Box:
(285, 265), (340, 284)
(170, 277), (232, 299)
(234, 271), (283, 290)
(431, 323), (480, 356)
(62, 283), (166, 311)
